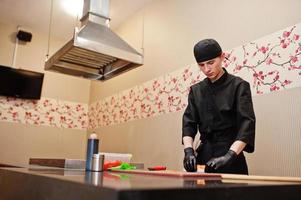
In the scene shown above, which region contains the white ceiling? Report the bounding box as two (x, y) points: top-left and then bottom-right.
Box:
(0, 0), (152, 40)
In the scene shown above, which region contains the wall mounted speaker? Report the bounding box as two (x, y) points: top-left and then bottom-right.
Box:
(17, 30), (32, 42)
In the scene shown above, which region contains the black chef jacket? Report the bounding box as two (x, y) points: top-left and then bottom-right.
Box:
(182, 68), (256, 174)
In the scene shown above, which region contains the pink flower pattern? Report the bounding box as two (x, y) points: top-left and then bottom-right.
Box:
(88, 66), (202, 129)
(224, 24), (301, 94)
(0, 96), (88, 130)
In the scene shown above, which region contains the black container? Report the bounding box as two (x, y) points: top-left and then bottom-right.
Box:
(85, 138), (99, 171)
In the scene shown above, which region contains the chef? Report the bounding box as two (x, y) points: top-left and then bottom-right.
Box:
(182, 39), (256, 174)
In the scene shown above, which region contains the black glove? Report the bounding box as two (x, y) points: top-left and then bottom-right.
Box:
(206, 150), (237, 170)
(183, 147), (197, 172)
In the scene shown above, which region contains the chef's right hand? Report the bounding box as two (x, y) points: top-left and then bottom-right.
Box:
(183, 147), (197, 172)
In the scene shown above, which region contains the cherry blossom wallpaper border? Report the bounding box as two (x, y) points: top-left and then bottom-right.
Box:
(0, 96), (88, 130)
(224, 24), (301, 94)
(88, 23), (301, 130)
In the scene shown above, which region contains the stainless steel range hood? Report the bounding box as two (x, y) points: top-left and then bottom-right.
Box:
(45, 0), (143, 81)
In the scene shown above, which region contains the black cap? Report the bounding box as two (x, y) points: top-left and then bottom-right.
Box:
(193, 39), (222, 63)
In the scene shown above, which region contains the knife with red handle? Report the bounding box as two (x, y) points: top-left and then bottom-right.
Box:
(147, 166), (167, 171)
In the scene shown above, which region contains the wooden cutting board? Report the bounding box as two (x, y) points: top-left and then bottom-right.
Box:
(29, 158), (85, 169)
(108, 169), (301, 182)
(109, 169), (221, 178)
(221, 174), (301, 182)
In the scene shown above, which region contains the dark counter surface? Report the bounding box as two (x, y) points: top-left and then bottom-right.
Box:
(0, 167), (301, 200)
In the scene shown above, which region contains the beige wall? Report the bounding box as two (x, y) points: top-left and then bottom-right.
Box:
(248, 87), (301, 177)
(0, 22), (90, 165)
(97, 112), (184, 170)
(0, 122), (87, 166)
(91, 0), (301, 176)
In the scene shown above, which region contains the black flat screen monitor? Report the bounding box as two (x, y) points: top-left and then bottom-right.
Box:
(0, 65), (44, 99)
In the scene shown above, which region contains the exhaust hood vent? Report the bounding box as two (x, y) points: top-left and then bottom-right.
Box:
(45, 0), (143, 81)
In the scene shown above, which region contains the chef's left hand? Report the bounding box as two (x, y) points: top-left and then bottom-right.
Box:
(206, 150), (237, 170)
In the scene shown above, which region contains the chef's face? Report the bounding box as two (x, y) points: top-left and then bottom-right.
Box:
(198, 54), (225, 82)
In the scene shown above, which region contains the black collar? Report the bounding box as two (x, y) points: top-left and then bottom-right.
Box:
(206, 68), (228, 87)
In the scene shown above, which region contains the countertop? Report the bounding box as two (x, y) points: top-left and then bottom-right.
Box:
(0, 166), (301, 200)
